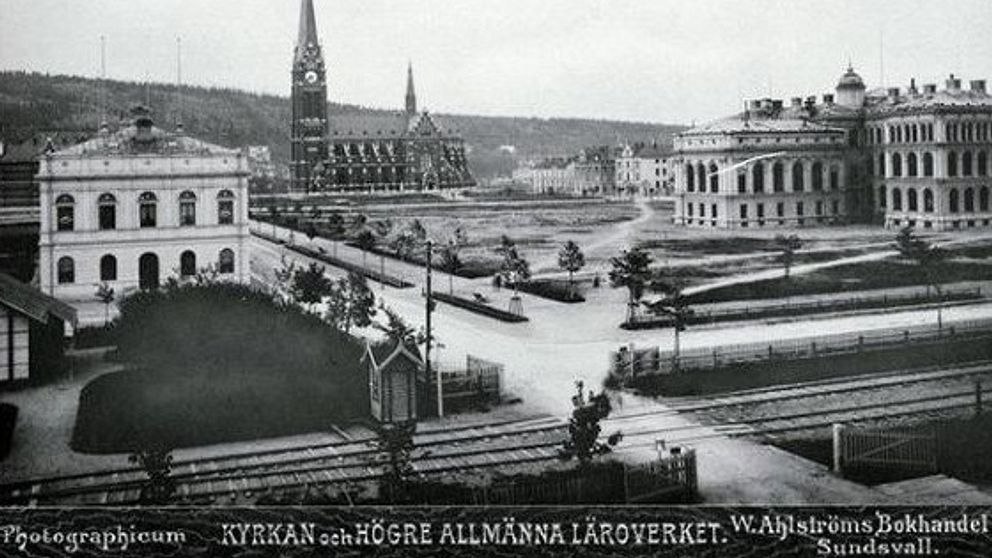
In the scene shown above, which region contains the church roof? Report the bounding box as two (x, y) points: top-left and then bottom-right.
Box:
(328, 109), (459, 139)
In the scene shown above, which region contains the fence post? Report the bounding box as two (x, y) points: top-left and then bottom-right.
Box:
(976, 380), (983, 416)
(832, 423), (845, 476)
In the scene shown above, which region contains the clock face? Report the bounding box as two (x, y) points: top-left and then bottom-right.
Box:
(305, 71), (318, 84)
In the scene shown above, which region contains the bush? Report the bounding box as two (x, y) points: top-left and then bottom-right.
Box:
(514, 280), (585, 303)
(0, 403), (17, 461)
(72, 282), (368, 453)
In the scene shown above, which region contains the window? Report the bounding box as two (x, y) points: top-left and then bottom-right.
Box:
(980, 187), (990, 212)
(908, 188), (918, 212)
(757, 203), (765, 218)
(179, 191), (196, 226)
(890, 153), (902, 177)
(696, 164), (706, 193)
(878, 154), (885, 176)
(792, 162), (804, 192)
(685, 164), (695, 192)
(737, 172), (746, 193)
(948, 152), (958, 177)
(57, 256), (74, 284)
(964, 188), (975, 212)
(711, 204), (718, 218)
(812, 162), (824, 190)
(217, 190), (236, 224)
(815, 200), (823, 216)
(219, 248), (235, 274)
(979, 152), (989, 176)
(139, 192), (157, 228)
(879, 186), (887, 208)
(698, 203), (705, 217)
(687, 203), (693, 217)
(892, 188), (903, 211)
(829, 167), (839, 191)
(708, 164), (719, 193)
(772, 162), (784, 192)
(907, 153), (918, 177)
(752, 162), (764, 193)
(796, 202), (804, 216)
(949, 189), (959, 213)
(55, 194), (74, 231)
(180, 250), (197, 277)
(963, 152), (973, 176)
(100, 254), (117, 281)
(923, 152), (934, 177)
(923, 189), (934, 212)
(776, 202), (785, 217)
(832, 200), (840, 215)
(96, 193), (117, 230)
(739, 204), (748, 219)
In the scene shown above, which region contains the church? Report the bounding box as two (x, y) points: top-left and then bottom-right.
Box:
(290, 0), (475, 194)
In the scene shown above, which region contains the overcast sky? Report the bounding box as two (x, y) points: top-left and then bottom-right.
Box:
(2, 0), (991, 124)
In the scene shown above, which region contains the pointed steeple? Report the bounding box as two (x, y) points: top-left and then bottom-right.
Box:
(405, 61), (417, 116)
(297, 0), (319, 49)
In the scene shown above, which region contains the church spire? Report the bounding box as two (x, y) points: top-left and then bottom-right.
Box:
(405, 61), (417, 116)
(297, 0), (319, 49)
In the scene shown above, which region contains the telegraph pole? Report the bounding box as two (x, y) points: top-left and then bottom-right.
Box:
(425, 240), (442, 417)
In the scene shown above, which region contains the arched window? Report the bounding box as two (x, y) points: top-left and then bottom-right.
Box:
(829, 166), (839, 191)
(907, 153), (918, 177)
(980, 187), (990, 212)
(55, 194), (74, 231)
(139, 192), (157, 228)
(962, 152), (973, 176)
(696, 164), (706, 193)
(100, 254), (117, 281)
(879, 185), (887, 209)
(179, 191), (196, 226)
(685, 164), (695, 192)
(923, 152), (934, 177)
(708, 163), (719, 193)
(923, 189), (934, 212)
(97, 193), (116, 230)
(57, 256), (74, 284)
(219, 248), (235, 274)
(772, 162), (784, 192)
(964, 187), (975, 212)
(737, 171), (746, 193)
(180, 250), (197, 277)
(217, 189), (235, 225)
(878, 153), (885, 176)
(891, 153), (902, 177)
(812, 161), (824, 190)
(978, 152), (988, 176)
(792, 161), (804, 192)
(907, 188), (918, 212)
(949, 189), (959, 213)
(947, 151), (958, 177)
(752, 162), (764, 193)
(892, 188), (903, 211)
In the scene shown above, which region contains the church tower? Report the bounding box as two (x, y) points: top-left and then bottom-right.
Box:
(405, 62), (417, 118)
(291, 0), (328, 192)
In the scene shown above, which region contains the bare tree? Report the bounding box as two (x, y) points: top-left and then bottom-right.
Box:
(558, 240), (586, 298)
(608, 247), (653, 322)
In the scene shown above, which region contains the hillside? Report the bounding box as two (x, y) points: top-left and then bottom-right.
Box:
(0, 71), (686, 180)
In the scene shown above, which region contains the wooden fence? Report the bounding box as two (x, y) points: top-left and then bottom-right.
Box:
(833, 423), (938, 479)
(610, 317), (992, 380)
(469, 451), (697, 505)
(623, 287), (983, 330)
(438, 355), (503, 408)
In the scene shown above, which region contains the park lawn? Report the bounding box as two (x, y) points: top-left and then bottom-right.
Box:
(685, 259), (992, 304)
(72, 362), (367, 454)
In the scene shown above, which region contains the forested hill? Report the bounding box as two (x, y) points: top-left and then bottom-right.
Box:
(0, 71), (686, 179)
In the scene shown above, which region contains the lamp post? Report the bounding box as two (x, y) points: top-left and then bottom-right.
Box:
(424, 240), (442, 417)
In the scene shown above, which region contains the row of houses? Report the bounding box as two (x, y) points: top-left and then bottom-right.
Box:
(514, 143), (674, 197)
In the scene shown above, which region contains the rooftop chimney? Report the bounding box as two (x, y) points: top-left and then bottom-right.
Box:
(908, 78), (918, 95)
(923, 83), (937, 94)
(970, 80), (987, 93)
(946, 74), (962, 92)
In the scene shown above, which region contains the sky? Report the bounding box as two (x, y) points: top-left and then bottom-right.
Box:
(1, 0), (991, 125)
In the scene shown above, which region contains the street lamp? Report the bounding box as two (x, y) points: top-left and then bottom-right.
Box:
(423, 240), (443, 418)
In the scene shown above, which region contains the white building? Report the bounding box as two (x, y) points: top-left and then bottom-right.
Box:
(615, 142), (672, 196)
(37, 106), (251, 304)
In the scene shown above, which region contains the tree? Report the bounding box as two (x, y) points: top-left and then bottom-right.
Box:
(129, 444), (175, 505)
(775, 234), (803, 279)
(559, 381), (622, 465)
(390, 231), (417, 262)
(642, 281), (694, 371)
(557, 240), (586, 298)
(346, 272), (377, 331)
(374, 304), (424, 345)
(437, 242), (463, 295)
(95, 283), (115, 326)
(408, 219), (428, 246)
(895, 226), (948, 328)
(354, 229), (377, 269)
(371, 219), (394, 281)
(290, 262), (333, 312)
(304, 222), (318, 246)
(371, 421), (417, 503)
(608, 247), (653, 322)
(495, 235), (531, 295)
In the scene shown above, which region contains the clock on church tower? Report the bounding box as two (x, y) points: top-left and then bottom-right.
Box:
(290, 0), (329, 193)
